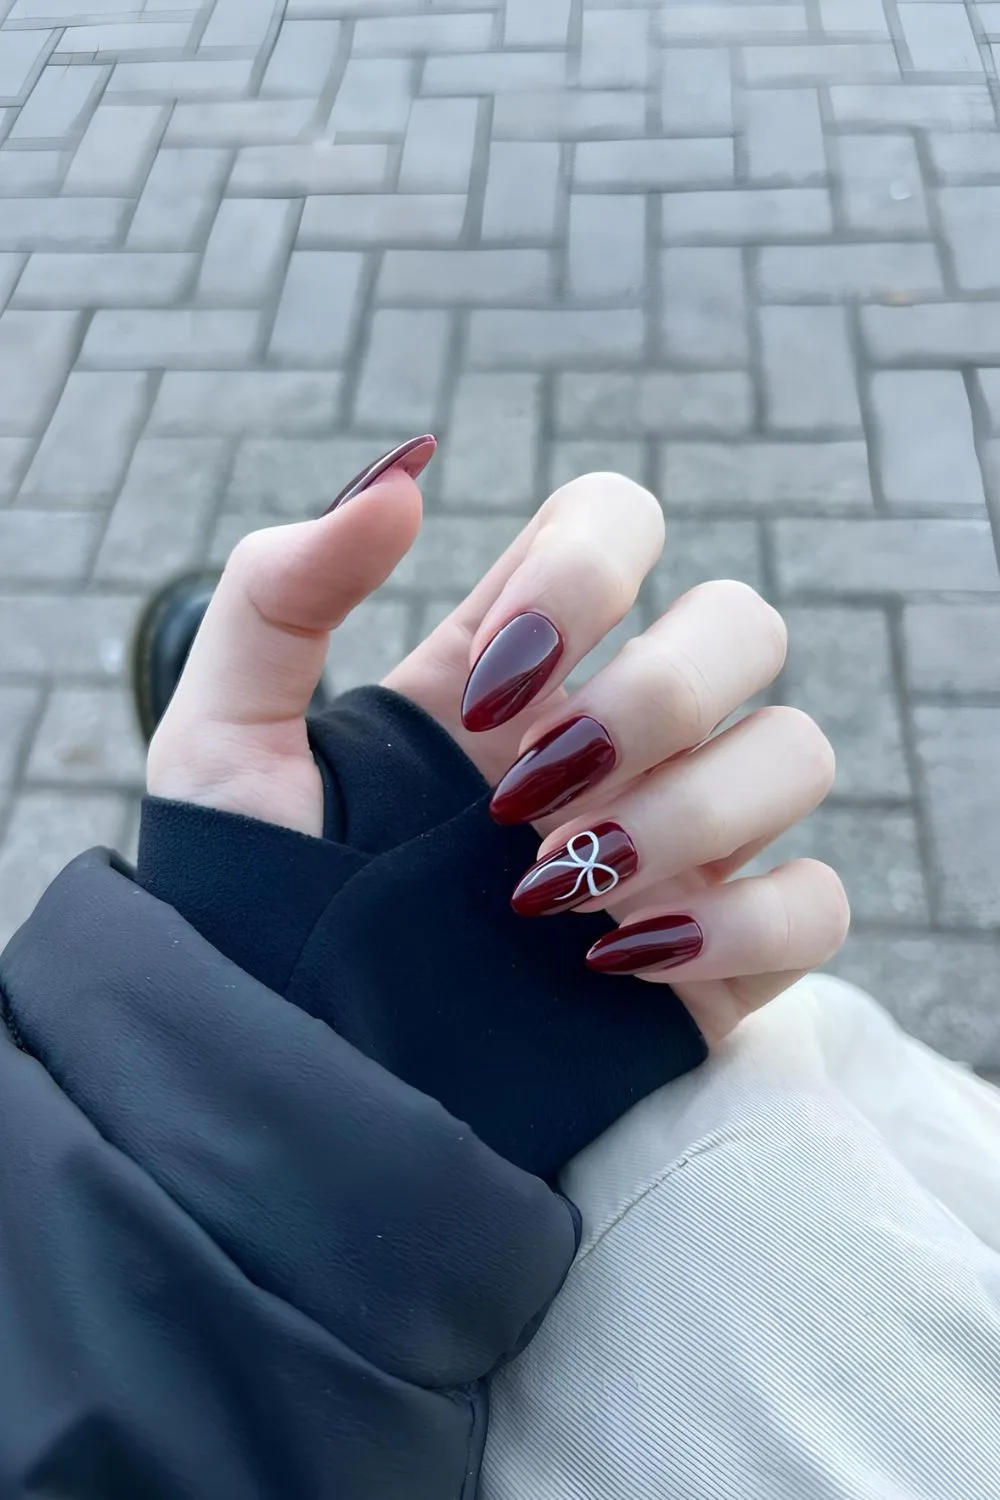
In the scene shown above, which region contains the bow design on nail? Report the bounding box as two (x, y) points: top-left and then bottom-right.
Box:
(526, 830), (621, 902)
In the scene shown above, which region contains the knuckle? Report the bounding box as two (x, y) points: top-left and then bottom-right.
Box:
(224, 526), (280, 584)
(659, 649), (718, 744)
(774, 859), (852, 961)
(700, 579), (789, 667)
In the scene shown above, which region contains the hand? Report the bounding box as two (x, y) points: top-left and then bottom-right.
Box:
(149, 452), (849, 1044)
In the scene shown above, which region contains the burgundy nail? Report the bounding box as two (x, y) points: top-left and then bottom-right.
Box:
(489, 715), (617, 826)
(511, 822), (638, 917)
(323, 434), (437, 515)
(586, 915), (704, 976)
(461, 612), (564, 732)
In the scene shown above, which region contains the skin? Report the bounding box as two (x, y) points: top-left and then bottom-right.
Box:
(148, 469), (849, 1048)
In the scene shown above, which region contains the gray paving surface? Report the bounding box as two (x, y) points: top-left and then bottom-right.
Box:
(1, 0), (999, 1067)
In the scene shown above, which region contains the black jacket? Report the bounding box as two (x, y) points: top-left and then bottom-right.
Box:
(0, 688), (705, 1498)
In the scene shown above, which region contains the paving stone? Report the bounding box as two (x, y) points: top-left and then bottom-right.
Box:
(390, 514), (523, 590)
(660, 247), (749, 365)
(166, 100), (315, 145)
(229, 142), (388, 195)
(0, 592), (142, 676)
(760, 305), (862, 431)
(566, 605), (646, 688)
(200, 0), (274, 49)
(380, 247), (552, 304)
(196, 198), (296, 305)
(0, 437), (31, 500)
(903, 602), (1000, 694)
(0, 197), (127, 250)
(828, 934), (1000, 1070)
(491, 89), (646, 140)
(928, 132), (1000, 181)
(270, 250), (365, 365)
(126, 146), (229, 250)
(937, 186), (1000, 291)
(503, 0), (571, 46)
(26, 685), (145, 784)
(0, 29), (53, 104)
(81, 309), (258, 368)
(150, 370), (341, 433)
(898, 3), (981, 71)
(398, 98), (478, 192)
(646, 517), (763, 608)
(20, 371), (147, 503)
(0, 150), (62, 193)
(567, 195), (645, 302)
(328, 57), (412, 135)
(0, 791), (132, 949)
(227, 436), (388, 513)
(422, 51), (566, 94)
(663, 441), (872, 510)
(662, 187), (833, 241)
(657, 5), (808, 38)
(323, 597), (410, 695)
(548, 439), (647, 494)
(756, 806), (928, 923)
(13, 251), (194, 308)
(11, 0), (148, 11)
(774, 518), (999, 593)
(742, 43), (899, 82)
(871, 371), (984, 510)
(0, 309), (79, 436)
(56, 21), (191, 53)
(661, 48), (732, 135)
(981, 4), (1000, 36)
(781, 605), (910, 796)
(354, 12), (493, 52)
(108, 60), (254, 97)
(260, 20), (340, 99)
(299, 193), (465, 244)
(62, 103), (165, 195)
(819, 0), (890, 34)
(575, 138), (734, 189)
(467, 308), (645, 366)
(835, 134), (928, 234)
(757, 242), (942, 300)
(829, 84), (994, 129)
(481, 141), (560, 240)
(0, 255), (22, 311)
(744, 88), (825, 183)
(863, 302), (1000, 362)
(441, 372), (541, 505)
(557, 370), (753, 436)
(0, 685), (39, 787)
(914, 706), (1000, 928)
(579, 7), (650, 87)
(95, 436), (227, 581)
(0, 508), (98, 581)
(354, 308), (450, 428)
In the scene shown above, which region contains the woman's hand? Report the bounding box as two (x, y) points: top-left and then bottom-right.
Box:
(148, 453), (849, 1043)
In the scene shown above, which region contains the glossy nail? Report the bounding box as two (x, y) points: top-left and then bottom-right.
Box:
(511, 822), (638, 917)
(489, 715), (617, 826)
(323, 434), (437, 515)
(586, 915), (704, 976)
(461, 612), (564, 732)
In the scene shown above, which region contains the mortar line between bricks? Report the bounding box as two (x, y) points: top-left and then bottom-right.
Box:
(846, 300), (887, 515)
(253, 194), (306, 358)
(963, 365), (1000, 567)
(332, 244), (381, 433)
(199, 433), (241, 560)
(83, 366), (163, 583)
(245, 0), (290, 96)
(3, 679), (51, 820)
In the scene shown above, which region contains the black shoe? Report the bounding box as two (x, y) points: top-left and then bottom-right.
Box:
(131, 572), (330, 743)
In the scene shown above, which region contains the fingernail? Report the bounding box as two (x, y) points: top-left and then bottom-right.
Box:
(511, 822), (638, 917)
(489, 715), (616, 826)
(323, 434), (437, 515)
(461, 612), (564, 732)
(586, 915), (704, 976)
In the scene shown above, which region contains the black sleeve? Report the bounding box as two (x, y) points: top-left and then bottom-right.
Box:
(137, 686), (708, 1180)
(0, 848), (576, 1500)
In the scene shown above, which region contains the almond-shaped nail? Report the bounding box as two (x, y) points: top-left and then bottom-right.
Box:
(586, 915), (704, 975)
(511, 822), (638, 917)
(323, 434), (436, 515)
(489, 715), (617, 826)
(461, 612), (564, 732)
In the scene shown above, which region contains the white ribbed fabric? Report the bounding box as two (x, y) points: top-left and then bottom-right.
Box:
(483, 975), (1000, 1500)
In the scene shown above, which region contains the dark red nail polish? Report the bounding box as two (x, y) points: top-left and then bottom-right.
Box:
(461, 612), (563, 732)
(586, 915), (704, 975)
(489, 715), (617, 826)
(323, 434), (436, 515)
(512, 821), (638, 917)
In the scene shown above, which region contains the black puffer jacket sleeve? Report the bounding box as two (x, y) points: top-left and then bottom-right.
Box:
(0, 847), (576, 1499)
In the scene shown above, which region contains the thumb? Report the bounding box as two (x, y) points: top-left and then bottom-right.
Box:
(163, 468), (423, 733)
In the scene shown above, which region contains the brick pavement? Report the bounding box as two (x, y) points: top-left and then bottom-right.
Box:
(0, 0), (999, 1068)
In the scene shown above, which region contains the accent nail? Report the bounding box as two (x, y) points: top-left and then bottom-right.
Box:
(323, 434), (437, 515)
(585, 915), (704, 976)
(511, 822), (638, 918)
(489, 715), (617, 826)
(461, 612), (564, 732)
